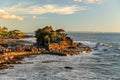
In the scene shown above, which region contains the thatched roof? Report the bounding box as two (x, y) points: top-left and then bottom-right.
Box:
(56, 29), (65, 33)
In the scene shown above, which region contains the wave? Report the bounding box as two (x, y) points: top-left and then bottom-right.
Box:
(74, 40), (116, 53)
(20, 37), (36, 43)
(74, 40), (97, 48)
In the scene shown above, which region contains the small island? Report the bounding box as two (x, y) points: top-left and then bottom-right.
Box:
(35, 26), (92, 56)
(0, 26), (92, 69)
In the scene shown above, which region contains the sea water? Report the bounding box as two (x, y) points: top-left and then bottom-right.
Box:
(0, 32), (120, 80)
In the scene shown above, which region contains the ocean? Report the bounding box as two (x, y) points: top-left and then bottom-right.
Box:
(0, 32), (120, 80)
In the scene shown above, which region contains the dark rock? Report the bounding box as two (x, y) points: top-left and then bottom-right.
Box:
(25, 62), (34, 64)
(0, 64), (14, 69)
(64, 66), (73, 70)
(0, 72), (7, 75)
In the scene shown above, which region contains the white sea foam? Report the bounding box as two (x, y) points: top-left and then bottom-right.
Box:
(0, 49), (119, 80)
(74, 40), (97, 48)
(20, 37), (36, 43)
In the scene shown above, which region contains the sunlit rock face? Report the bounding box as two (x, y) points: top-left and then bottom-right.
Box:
(35, 26), (92, 56)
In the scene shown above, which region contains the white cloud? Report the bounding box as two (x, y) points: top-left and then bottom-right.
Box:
(74, 0), (102, 4)
(74, 0), (82, 2)
(87, 0), (94, 3)
(32, 16), (37, 19)
(0, 9), (23, 21)
(3, 4), (85, 15)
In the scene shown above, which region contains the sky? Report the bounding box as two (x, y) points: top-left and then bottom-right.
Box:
(0, 0), (120, 32)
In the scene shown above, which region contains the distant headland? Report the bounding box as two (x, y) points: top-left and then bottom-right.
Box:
(0, 26), (33, 39)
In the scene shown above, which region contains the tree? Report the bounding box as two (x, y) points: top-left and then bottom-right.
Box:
(44, 35), (51, 44)
(35, 26), (67, 45)
(2, 27), (8, 32)
(35, 28), (50, 45)
(43, 26), (53, 33)
(50, 31), (57, 42)
(56, 29), (65, 33)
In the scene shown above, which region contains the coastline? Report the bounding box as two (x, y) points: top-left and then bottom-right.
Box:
(0, 27), (92, 69)
(0, 49), (40, 69)
(0, 32), (119, 80)
(0, 37), (92, 69)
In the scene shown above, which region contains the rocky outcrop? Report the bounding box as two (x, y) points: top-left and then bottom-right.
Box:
(47, 40), (92, 56)
(35, 26), (92, 56)
(48, 40), (73, 51)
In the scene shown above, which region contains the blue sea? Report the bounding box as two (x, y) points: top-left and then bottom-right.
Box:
(0, 32), (120, 80)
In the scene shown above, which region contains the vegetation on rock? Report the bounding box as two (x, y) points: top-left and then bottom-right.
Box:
(35, 26), (68, 45)
(35, 26), (92, 56)
(0, 26), (31, 38)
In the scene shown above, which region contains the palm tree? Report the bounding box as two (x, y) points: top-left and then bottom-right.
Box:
(12, 30), (20, 34)
(2, 27), (8, 32)
(43, 26), (53, 33)
(56, 29), (65, 33)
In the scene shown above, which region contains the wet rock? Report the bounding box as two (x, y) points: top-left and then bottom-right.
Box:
(42, 61), (52, 63)
(103, 49), (108, 51)
(42, 60), (63, 63)
(64, 66), (73, 70)
(25, 62), (34, 64)
(0, 72), (7, 75)
(16, 61), (23, 64)
(17, 78), (26, 80)
(0, 64), (14, 69)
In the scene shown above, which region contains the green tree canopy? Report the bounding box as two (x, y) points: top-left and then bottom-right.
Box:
(35, 26), (66, 45)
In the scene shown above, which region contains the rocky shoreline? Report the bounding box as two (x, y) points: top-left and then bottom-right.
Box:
(0, 38), (92, 69)
(0, 51), (40, 69)
(0, 26), (92, 69)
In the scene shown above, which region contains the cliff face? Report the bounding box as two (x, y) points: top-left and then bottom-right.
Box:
(35, 26), (73, 47)
(48, 33), (74, 51)
(35, 26), (92, 56)
(48, 39), (77, 51)
(60, 40), (72, 48)
(48, 41), (71, 50)
(48, 43), (60, 51)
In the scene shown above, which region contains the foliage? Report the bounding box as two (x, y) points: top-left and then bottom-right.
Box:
(0, 26), (26, 38)
(35, 26), (66, 45)
(0, 26), (8, 32)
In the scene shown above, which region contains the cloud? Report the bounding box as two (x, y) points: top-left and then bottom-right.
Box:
(87, 0), (95, 3)
(74, 0), (102, 4)
(74, 0), (82, 2)
(0, 9), (23, 21)
(32, 16), (37, 19)
(3, 4), (85, 15)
